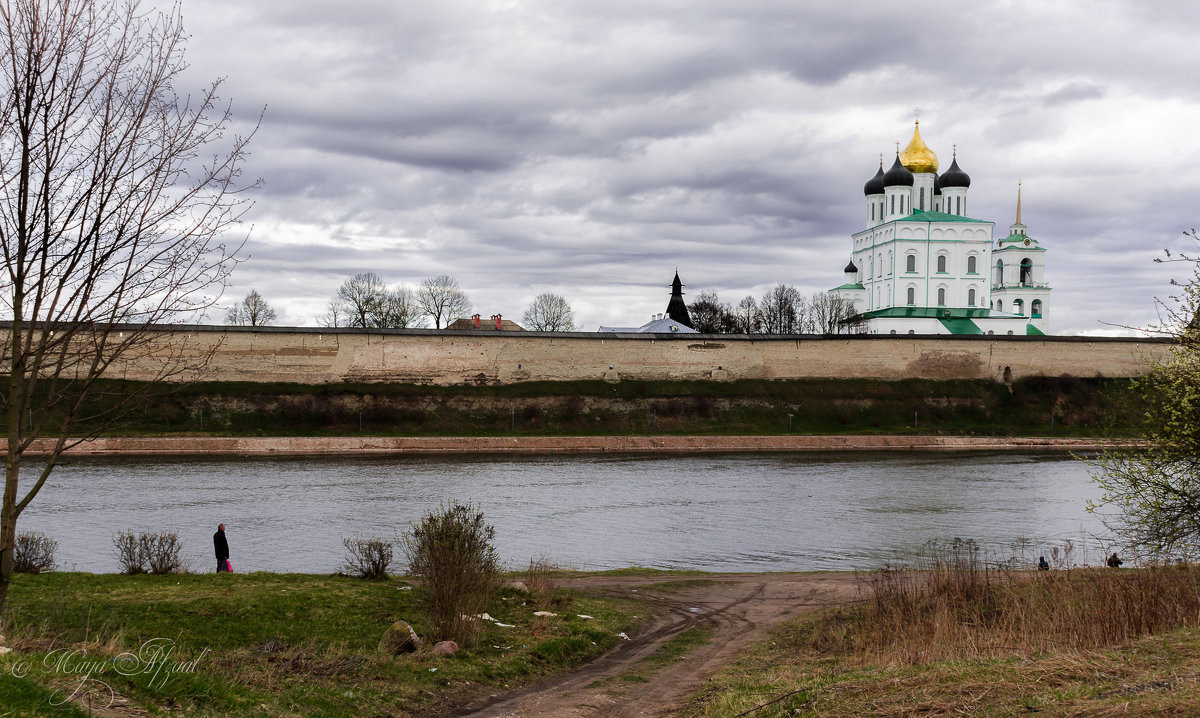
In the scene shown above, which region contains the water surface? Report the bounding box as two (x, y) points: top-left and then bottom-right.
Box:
(20, 451), (1105, 573)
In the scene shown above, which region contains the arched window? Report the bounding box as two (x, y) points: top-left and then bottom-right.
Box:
(956, 196), (962, 215)
(889, 330), (897, 334)
(937, 255), (947, 273)
(900, 196), (905, 214)
(906, 254), (916, 272)
(967, 255), (977, 274)
(996, 299), (1003, 312)
(890, 195), (895, 214)
(968, 288), (976, 306)
(907, 287), (915, 305)
(1013, 299), (1025, 316)
(877, 254), (883, 277)
(1020, 258), (1033, 286)
(1032, 299), (1043, 317)
(937, 288), (946, 305)
(995, 260), (1004, 286)
(919, 187), (925, 210)
(908, 330), (915, 335)
(871, 203), (875, 220)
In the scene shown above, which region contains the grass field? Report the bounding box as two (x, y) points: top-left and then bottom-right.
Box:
(0, 572), (642, 717)
(680, 551), (1200, 717)
(6, 375), (1146, 438)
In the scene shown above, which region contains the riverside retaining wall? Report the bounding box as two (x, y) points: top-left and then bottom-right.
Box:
(86, 326), (1169, 385)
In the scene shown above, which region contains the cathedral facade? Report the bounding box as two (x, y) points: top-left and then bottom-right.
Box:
(831, 121), (1050, 335)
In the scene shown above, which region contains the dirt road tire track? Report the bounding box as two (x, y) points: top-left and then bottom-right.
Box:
(456, 573), (860, 718)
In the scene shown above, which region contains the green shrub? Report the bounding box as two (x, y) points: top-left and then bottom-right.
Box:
(403, 502), (501, 647)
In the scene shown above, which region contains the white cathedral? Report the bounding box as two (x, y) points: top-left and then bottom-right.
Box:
(831, 120), (1050, 335)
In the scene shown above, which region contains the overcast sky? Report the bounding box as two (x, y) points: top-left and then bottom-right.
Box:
(169, 0), (1200, 334)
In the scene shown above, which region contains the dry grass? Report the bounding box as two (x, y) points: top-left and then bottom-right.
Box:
(524, 556), (556, 610)
(810, 540), (1200, 666)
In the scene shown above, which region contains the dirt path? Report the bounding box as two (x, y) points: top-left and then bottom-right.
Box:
(456, 573), (861, 718)
(20, 434), (1130, 456)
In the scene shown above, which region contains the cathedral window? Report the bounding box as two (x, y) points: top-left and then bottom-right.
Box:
(919, 187), (924, 210)
(956, 196), (961, 215)
(1013, 299), (1024, 315)
(906, 254), (916, 273)
(937, 288), (946, 305)
(890, 195), (895, 214)
(1020, 258), (1033, 286)
(1032, 299), (1043, 317)
(967, 256), (977, 274)
(937, 255), (947, 273)
(907, 287), (915, 305)
(996, 299), (1003, 312)
(968, 288), (976, 306)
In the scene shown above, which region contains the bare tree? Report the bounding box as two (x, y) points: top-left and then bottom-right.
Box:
(225, 290), (277, 327)
(733, 295), (761, 334)
(688, 291), (735, 333)
(523, 293), (575, 331)
(325, 275), (424, 328)
(418, 275), (472, 329)
(317, 298), (342, 328)
(808, 291), (864, 335)
(379, 286), (424, 328)
(759, 284), (805, 334)
(334, 272), (387, 329)
(0, 1), (257, 610)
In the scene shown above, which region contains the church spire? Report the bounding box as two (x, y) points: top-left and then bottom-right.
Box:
(1016, 181), (1023, 225)
(665, 270), (693, 328)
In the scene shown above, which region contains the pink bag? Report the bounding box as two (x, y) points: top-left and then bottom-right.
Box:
(225, 559), (233, 572)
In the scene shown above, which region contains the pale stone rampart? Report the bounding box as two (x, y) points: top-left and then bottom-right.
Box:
(82, 326), (1171, 385)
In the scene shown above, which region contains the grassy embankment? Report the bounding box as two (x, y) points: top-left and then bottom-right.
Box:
(682, 546), (1200, 717)
(16, 375), (1146, 438)
(0, 571), (643, 717)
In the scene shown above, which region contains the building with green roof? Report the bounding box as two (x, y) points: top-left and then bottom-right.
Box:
(831, 119), (1051, 336)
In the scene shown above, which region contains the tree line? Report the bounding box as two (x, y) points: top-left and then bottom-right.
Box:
(228, 279), (861, 334)
(686, 284), (864, 334)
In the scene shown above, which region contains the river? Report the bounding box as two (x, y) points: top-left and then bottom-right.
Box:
(19, 451), (1109, 574)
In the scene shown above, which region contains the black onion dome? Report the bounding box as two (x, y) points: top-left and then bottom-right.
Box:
(863, 165), (885, 196)
(844, 259), (858, 273)
(940, 156), (971, 189)
(882, 155), (914, 187)
(933, 173), (942, 195)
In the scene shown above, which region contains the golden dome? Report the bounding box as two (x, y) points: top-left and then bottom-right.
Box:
(899, 121), (938, 174)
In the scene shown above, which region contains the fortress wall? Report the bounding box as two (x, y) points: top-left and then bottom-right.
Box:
(96, 327), (1169, 385)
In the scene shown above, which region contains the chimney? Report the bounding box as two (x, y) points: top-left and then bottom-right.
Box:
(494, 313), (503, 330)
(473, 314), (481, 329)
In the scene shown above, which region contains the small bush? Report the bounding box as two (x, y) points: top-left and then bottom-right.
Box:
(403, 502), (502, 647)
(342, 537), (394, 579)
(113, 531), (145, 574)
(112, 531), (185, 575)
(142, 532), (185, 574)
(13, 531), (58, 573)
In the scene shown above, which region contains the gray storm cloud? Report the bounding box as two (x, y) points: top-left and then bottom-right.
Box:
(167, 0), (1199, 333)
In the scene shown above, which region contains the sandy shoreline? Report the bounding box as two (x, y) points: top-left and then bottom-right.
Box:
(15, 434), (1134, 456)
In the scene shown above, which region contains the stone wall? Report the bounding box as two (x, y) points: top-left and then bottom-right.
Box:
(94, 326), (1170, 385)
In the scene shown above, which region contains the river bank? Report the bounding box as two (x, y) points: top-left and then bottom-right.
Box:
(18, 434), (1135, 456)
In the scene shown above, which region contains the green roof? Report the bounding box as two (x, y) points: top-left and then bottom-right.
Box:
(1026, 323), (1046, 336)
(939, 318), (983, 335)
(860, 307), (1000, 319)
(899, 209), (990, 224)
(998, 232), (1043, 247)
(833, 283), (864, 290)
